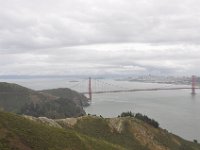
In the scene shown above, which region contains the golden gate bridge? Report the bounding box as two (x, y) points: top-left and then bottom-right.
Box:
(67, 75), (199, 101)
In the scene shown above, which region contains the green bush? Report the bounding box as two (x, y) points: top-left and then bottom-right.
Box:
(135, 113), (159, 128)
(120, 111), (135, 117)
(194, 139), (198, 143)
(119, 111), (159, 128)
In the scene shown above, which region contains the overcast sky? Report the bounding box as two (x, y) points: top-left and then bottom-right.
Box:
(0, 0), (200, 77)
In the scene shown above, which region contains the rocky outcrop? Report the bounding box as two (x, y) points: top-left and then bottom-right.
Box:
(108, 118), (125, 133)
(23, 115), (62, 128)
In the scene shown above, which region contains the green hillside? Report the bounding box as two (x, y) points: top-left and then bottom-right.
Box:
(0, 82), (88, 118)
(58, 116), (200, 150)
(0, 82), (52, 112)
(0, 111), (125, 150)
(41, 88), (89, 107)
(0, 111), (199, 150)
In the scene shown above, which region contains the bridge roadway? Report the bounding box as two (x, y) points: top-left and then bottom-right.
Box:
(82, 87), (200, 94)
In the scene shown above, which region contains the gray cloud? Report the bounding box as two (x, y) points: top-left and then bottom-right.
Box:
(0, 0), (200, 76)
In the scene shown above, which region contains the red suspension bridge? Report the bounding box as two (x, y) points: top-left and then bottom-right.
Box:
(68, 75), (199, 101)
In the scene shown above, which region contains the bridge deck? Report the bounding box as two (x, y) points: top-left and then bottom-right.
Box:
(82, 87), (200, 94)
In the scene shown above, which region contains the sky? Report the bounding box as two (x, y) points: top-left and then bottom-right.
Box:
(0, 0), (200, 77)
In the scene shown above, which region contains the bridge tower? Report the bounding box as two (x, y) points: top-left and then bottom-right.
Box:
(192, 75), (196, 95)
(88, 77), (92, 101)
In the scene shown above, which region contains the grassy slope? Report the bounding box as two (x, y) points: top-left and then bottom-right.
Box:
(73, 117), (148, 150)
(59, 116), (200, 150)
(0, 111), (124, 150)
(0, 111), (200, 150)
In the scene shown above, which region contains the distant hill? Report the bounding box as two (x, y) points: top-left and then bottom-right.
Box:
(0, 111), (200, 150)
(40, 88), (89, 107)
(0, 82), (88, 118)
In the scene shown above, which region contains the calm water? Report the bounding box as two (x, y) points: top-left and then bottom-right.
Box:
(1, 78), (200, 141)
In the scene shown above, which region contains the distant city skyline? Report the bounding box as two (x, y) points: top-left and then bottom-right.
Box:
(0, 0), (200, 76)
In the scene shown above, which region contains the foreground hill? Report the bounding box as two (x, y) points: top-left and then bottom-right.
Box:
(0, 111), (199, 150)
(0, 82), (88, 118)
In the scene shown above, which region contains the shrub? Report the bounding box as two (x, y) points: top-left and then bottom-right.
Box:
(193, 139), (198, 143)
(119, 111), (159, 128)
(120, 111), (135, 117)
(135, 113), (159, 128)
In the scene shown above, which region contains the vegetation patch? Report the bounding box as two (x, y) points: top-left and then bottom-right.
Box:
(119, 111), (159, 128)
(0, 82), (87, 119)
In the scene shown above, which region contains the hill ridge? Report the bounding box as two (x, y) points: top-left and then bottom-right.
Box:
(0, 82), (88, 118)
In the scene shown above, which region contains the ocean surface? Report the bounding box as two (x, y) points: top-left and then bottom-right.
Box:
(0, 78), (199, 142)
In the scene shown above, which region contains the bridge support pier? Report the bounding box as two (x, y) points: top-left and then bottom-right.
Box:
(192, 75), (196, 95)
(88, 77), (92, 101)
